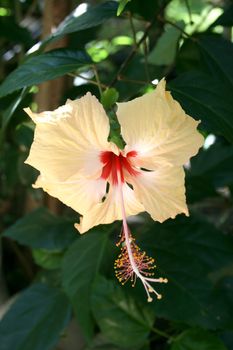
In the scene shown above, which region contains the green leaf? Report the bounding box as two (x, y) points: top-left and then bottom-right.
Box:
(117, 0), (132, 16)
(211, 4), (233, 27)
(198, 36), (233, 88)
(0, 283), (71, 350)
(138, 215), (233, 329)
(62, 231), (111, 340)
(101, 88), (119, 110)
(170, 35), (233, 143)
(188, 142), (233, 188)
(84, 334), (127, 350)
(1, 87), (29, 130)
(92, 276), (154, 348)
(170, 329), (227, 350)
(33, 249), (64, 270)
(85, 334), (150, 350)
(148, 21), (184, 66)
(170, 71), (233, 143)
(186, 141), (233, 203)
(42, 1), (118, 48)
(3, 207), (77, 250)
(0, 49), (91, 98)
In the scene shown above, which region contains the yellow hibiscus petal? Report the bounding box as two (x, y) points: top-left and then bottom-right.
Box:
(33, 174), (107, 215)
(75, 183), (144, 234)
(131, 167), (189, 223)
(117, 79), (204, 169)
(25, 93), (114, 181)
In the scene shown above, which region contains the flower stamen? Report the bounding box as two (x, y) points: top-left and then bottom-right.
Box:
(115, 169), (168, 302)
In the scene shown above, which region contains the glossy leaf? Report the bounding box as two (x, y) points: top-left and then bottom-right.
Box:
(186, 142), (233, 202)
(42, 1), (118, 47)
(62, 231), (111, 340)
(170, 36), (233, 143)
(0, 283), (71, 350)
(170, 328), (227, 350)
(92, 276), (154, 348)
(3, 207), (77, 250)
(188, 142), (233, 188)
(137, 215), (233, 329)
(0, 50), (91, 98)
(169, 72), (233, 143)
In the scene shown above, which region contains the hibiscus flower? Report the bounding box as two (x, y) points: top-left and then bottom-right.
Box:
(25, 79), (204, 301)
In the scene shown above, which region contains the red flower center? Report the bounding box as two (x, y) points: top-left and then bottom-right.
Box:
(100, 150), (139, 184)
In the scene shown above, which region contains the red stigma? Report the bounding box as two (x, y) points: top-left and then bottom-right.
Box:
(100, 151), (138, 184)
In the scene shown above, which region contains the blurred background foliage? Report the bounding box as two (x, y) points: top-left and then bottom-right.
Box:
(0, 0), (233, 349)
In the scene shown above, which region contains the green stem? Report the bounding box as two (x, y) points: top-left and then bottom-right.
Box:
(151, 327), (174, 341)
(93, 65), (103, 96)
(129, 14), (137, 47)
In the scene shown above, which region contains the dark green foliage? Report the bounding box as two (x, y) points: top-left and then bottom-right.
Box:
(0, 50), (92, 97)
(139, 215), (233, 329)
(92, 276), (154, 348)
(170, 36), (233, 143)
(1, 1), (233, 349)
(170, 328), (227, 350)
(62, 231), (112, 339)
(3, 207), (77, 250)
(0, 284), (71, 350)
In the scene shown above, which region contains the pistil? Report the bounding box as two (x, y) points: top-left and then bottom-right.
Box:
(115, 169), (168, 302)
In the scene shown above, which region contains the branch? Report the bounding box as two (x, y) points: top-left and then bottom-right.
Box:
(158, 16), (192, 38)
(109, 4), (167, 87)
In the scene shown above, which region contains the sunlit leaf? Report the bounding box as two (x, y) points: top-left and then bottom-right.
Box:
(211, 4), (233, 27)
(117, 0), (132, 16)
(148, 21), (184, 66)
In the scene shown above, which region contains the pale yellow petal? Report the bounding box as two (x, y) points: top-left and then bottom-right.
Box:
(75, 184), (144, 234)
(33, 174), (107, 215)
(131, 167), (189, 223)
(25, 93), (114, 181)
(117, 79), (204, 169)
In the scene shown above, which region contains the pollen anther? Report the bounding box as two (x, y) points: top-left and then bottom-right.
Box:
(114, 228), (167, 301)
